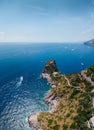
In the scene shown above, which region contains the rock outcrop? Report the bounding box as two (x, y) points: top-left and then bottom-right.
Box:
(42, 60), (59, 85)
(28, 113), (42, 130)
(89, 117), (94, 130)
(44, 90), (55, 104)
(44, 90), (59, 113)
(28, 60), (59, 129)
(42, 60), (59, 112)
(42, 60), (58, 74)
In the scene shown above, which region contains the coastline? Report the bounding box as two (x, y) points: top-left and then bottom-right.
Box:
(28, 72), (59, 130)
(28, 60), (94, 130)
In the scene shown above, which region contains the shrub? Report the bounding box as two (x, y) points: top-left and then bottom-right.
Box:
(62, 124), (68, 130)
(53, 125), (60, 130)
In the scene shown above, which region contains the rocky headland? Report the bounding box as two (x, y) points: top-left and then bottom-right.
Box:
(28, 60), (94, 130)
(28, 60), (59, 130)
(84, 39), (94, 46)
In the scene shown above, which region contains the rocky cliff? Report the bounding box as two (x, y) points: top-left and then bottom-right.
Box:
(42, 60), (60, 87)
(42, 60), (58, 75)
(28, 60), (94, 130)
(28, 60), (59, 130)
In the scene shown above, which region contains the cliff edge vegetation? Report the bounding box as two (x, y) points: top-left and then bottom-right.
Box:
(28, 60), (94, 130)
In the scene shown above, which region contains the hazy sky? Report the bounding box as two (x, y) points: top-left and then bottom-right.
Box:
(0, 0), (94, 42)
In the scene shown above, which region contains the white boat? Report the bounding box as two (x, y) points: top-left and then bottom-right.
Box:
(81, 62), (84, 66)
(20, 76), (23, 82)
(16, 76), (23, 87)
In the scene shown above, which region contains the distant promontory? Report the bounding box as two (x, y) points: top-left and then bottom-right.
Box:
(84, 39), (94, 46)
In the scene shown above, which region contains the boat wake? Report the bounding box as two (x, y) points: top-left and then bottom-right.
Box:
(16, 76), (23, 88)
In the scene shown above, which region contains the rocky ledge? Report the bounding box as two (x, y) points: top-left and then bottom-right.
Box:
(28, 92), (59, 130)
(44, 90), (59, 113)
(28, 113), (42, 130)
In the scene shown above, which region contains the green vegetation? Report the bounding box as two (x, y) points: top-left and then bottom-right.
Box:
(38, 63), (94, 130)
(85, 65), (94, 81)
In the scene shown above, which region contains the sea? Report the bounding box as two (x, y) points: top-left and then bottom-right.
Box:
(0, 43), (94, 130)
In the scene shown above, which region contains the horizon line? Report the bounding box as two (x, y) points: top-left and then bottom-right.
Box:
(0, 41), (84, 44)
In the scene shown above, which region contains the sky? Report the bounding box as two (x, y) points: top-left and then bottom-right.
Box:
(0, 0), (94, 42)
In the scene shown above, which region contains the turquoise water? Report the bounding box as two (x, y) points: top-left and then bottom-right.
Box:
(0, 43), (94, 130)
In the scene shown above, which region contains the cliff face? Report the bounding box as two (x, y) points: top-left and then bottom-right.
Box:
(42, 60), (59, 75)
(28, 60), (94, 130)
(28, 113), (41, 130)
(42, 60), (59, 86)
(28, 60), (59, 130)
(84, 39), (94, 46)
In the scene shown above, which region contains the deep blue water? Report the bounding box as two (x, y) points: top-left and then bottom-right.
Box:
(0, 43), (94, 130)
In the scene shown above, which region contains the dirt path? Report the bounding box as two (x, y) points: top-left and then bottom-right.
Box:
(64, 75), (72, 86)
(64, 75), (84, 92)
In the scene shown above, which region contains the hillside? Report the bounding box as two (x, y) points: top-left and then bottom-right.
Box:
(28, 60), (94, 130)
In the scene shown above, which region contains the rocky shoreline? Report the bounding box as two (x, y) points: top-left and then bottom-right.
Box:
(28, 112), (41, 130)
(28, 60), (59, 130)
(28, 60), (94, 130)
(28, 76), (59, 130)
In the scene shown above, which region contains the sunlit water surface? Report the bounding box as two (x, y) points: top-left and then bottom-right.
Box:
(0, 43), (94, 130)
